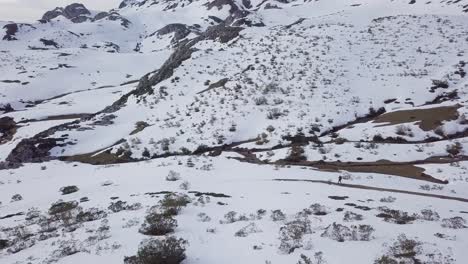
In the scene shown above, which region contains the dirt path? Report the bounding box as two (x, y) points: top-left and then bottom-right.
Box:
(274, 178), (468, 203)
(372, 104), (461, 131)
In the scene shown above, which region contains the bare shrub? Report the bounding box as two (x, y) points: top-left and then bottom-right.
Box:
(343, 211), (363, 222)
(235, 223), (262, 237)
(108, 200), (142, 213)
(278, 217), (312, 254)
(379, 196), (396, 203)
(10, 194), (23, 202)
(271, 209), (286, 222)
(321, 222), (374, 242)
(419, 209), (440, 221)
(124, 237), (187, 264)
(376, 207), (417, 224)
(159, 193), (190, 216)
(441, 217), (467, 229)
(166, 170), (181, 181)
(139, 208), (177, 236)
(446, 142), (463, 157)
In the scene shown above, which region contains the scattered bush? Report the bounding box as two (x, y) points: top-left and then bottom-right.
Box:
(441, 216), (467, 229)
(279, 217), (312, 254)
(166, 170), (181, 181)
(139, 208), (178, 236)
(395, 125), (413, 137)
(271, 210), (286, 222)
(76, 208), (107, 222)
(11, 194), (23, 202)
(197, 213), (211, 222)
(108, 200), (142, 213)
(419, 209), (440, 221)
(159, 194), (191, 216)
(376, 207), (417, 224)
(309, 203), (329, 216)
(284, 145), (307, 162)
(125, 237), (187, 264)
(179, 181), (190, 190)
(343, 211), (363, 222)
(375, 234), (421, 263)
(220, 211), (249, 224)
(235, 223), (262, 237)
(49, 201), (79, 215)
(321, 222), (374, 242)
(379, 196), (396, 203)
(446, 142), (463, 157)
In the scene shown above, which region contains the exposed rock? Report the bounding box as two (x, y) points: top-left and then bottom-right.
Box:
(6, 137), (67, 163)
(203, 24), (243, 43)
(155, 23), (192, 42)
(2, 23), (18, 41)
(264, 3), (281, 9)
(206, 0), (240, 12)
(119, 0), (144, 9)
(93, 12), (132, 28)
(0, 103), (14, 113)
(41, 3), (91, 23)
(209, 16), (224, 23)
(93, 12), (109, 21)
(40, 38), (60, 48)
(0, 116), (17, 143)
(71, 16), (89, 23)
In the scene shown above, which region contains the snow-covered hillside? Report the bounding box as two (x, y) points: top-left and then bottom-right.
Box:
(1, 0), (468, 263)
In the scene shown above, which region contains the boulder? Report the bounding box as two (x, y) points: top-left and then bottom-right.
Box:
(2, 23), (18, 41)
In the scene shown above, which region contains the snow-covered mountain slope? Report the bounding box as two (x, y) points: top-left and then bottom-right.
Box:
(1, 0), (468, 263)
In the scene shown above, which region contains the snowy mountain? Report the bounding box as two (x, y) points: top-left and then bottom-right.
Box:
(1, 0), (468, 263)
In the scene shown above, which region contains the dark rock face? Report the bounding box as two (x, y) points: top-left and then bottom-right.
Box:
(156, 23), (192, 42)
(119, 0), (144, 9)
(3, 23), (18, 41)
(93, 12), (110, 21)
(0, 117), (16, 137)
(106, 13), (132, 28)
(41, 3), (91, 22)
(206, 0), (240, 12)
(6, 137), (66, 163)
(203, 25), (243, 43)
(0, 103), (14, 113)
(0, 116), (17, 145)
(93, 12), (132, 28)
(0, 239), (9, 250)
(63, 3), (91, 18)
(40, 38), (60, 48)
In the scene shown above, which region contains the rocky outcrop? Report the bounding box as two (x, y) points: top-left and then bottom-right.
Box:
(206, 0), (263, 27)
(0, 117), (17, 144)
(154, 23), (192, 42)
(6, 137), (65, 163)
(2, 23), (37, 41)
(41, 3), (91, 23)
(40, 38), (60, 48)
(206, 0), (240, 12)
(3, 23), (18, 41)
(93, 12), (132, 28)
(119, 0), (146, 9)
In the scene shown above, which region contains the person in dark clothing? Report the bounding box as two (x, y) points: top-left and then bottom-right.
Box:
(338, 176), (342, 184)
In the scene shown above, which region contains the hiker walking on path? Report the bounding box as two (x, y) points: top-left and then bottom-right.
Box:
(338, 176), (342, 184)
